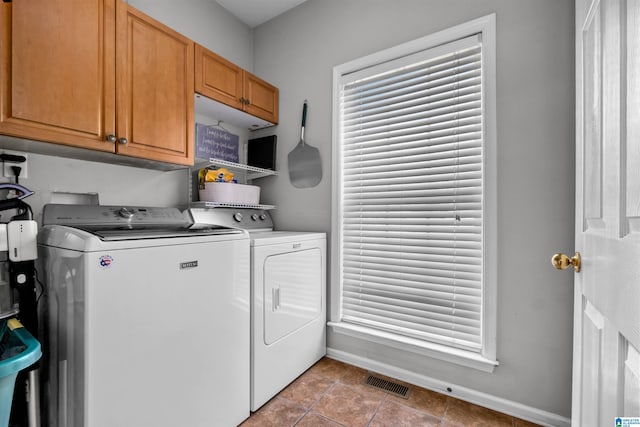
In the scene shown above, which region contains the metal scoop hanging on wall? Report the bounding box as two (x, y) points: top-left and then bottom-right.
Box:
(288, 100), (322, 188)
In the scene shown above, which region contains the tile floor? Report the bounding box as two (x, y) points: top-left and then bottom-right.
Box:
(241, 358), (541, 427)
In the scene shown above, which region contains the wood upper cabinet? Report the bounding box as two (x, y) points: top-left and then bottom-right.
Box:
(195, 45), (244, 111)
(195, 44), (279, 124)
(0, 0), (115, 153)
(115, 2), (194, 165)
(0, 0), (194, 166)
(243, 72), (279, 125)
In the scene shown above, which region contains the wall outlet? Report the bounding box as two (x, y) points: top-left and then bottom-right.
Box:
(2, 150), (28, 180)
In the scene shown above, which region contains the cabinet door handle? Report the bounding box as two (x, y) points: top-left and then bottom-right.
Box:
(106, 134), (117, 143)
(118, 137), (128, 145)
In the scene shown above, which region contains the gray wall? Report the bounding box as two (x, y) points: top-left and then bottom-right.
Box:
(252, 0), (575, 418)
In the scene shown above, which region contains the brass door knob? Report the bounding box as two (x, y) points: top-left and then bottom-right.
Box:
(551, 252), (581, 273)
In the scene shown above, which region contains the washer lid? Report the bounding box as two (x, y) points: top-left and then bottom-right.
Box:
(73, 226), (242, 241)
(41, 203), (241, 241)
(38, 225), (248, 251)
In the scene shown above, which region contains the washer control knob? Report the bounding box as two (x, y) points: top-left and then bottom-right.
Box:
(118, 207), (134, 219)
(251, 214), (259, 221)
(259, 214), (267, 221)
(233, 212), (243, 222)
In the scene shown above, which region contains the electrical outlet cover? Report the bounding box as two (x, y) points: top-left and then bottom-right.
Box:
(2, 150), (28, 179)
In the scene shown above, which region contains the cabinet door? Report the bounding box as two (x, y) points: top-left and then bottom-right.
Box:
(0, 0), (116, 152)
(244, 72), (279, 124)
(115, 2), (194, 166)
(195, 44), (244, 110)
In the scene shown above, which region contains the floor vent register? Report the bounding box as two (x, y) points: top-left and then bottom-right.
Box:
(363, 374), (410, 399)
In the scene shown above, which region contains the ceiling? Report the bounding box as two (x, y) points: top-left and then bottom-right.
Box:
(215, 0), (308, 28)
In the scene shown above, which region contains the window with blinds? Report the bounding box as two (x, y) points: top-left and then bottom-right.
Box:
(335, 34), (487, 354)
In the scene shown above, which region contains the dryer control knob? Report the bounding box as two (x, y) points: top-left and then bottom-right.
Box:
(259, 214), (267, 221)
(251, 214), (258, 221)
(233, 212), (243, 222)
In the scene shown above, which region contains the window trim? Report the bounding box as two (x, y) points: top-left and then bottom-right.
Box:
(331, 14), (497, 372)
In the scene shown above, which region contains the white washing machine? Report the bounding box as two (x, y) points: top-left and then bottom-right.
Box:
(189, 208), (326, 411)
(39, 204), (250, 427)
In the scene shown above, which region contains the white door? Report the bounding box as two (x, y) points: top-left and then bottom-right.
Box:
(570, 0), (640, 425)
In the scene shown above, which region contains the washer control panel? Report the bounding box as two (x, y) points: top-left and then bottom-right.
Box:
(43, 204), (189, 228)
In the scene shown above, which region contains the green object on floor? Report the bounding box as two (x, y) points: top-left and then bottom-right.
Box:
(0, 318), (42, 427)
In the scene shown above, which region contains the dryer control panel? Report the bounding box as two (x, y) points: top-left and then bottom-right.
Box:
(188, 208), (274, 231)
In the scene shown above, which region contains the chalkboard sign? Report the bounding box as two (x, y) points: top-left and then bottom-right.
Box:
(195, 123), (239, 162)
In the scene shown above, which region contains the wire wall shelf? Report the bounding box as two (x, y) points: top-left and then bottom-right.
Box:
(201, 158), (278, 180)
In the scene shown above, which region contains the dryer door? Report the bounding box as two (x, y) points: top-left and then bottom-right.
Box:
(263, 248), (322, 345)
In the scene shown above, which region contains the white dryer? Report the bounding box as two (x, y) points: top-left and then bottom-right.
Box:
(250, 230), (325, 410)
(189, 208), (326, 411)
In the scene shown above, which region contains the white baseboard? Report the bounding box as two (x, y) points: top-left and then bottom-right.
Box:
(326, 347), (571, 427)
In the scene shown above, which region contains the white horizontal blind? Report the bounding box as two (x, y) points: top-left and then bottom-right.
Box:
(338, 35), (484, 352)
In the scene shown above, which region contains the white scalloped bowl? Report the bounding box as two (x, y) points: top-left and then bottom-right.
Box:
(199, 182), (260, 205)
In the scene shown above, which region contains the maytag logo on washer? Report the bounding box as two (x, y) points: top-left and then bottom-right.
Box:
(180, 260), (198, 269)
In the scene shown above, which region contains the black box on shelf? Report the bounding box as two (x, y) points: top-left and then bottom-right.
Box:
(247, 135), (277, 170)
